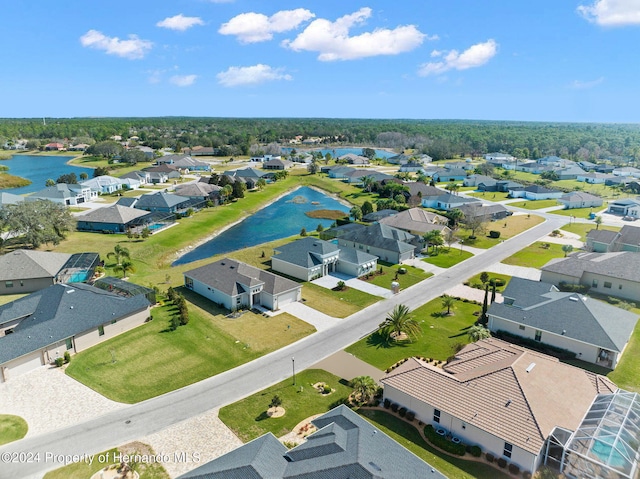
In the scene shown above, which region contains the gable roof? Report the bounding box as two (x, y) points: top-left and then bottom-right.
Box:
(378, 208), (449, 235)
(338, 223), (416, 254)
(382, 338), (616, 455)
(77, 204), (149, 224)
(489, 278), (639, 352)
(559, 191), (602, 203)
(457, 203), (509, 219)
(0, 192), (25, 207)
(402, 182), (443, 198)
(184, 258), (300, 297)
(586, 229), (619, 245)
(542, 251), (640, 283)
(273, 237), (340, 268)
(135, 191), (191, 209)
(0, 250), (71, 282)
(0, 283), (150, 364)
(619, 225), (640, 247)
(179, 405), (446, 479)
(225, 168), (267, 179)
(175, 182), (220, 197)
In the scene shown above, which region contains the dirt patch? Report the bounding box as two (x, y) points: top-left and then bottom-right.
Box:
(267, 406), (285, 418)
(312, 382), (334, 395)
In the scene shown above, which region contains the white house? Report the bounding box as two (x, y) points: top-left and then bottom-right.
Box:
(508, 185), (563, 200)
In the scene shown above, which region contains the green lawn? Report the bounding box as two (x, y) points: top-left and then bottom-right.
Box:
(0, 415), (28, 446)
(464, 273), (512, 292)
(501, 242), (567, 268)
(302, 283), (380, 318)
(551, 203), (608, 218)
(346, 298), (482, 370)
(466, 191), (511, 201)
(456, 214), (544, 249)
(561, 223), (620, 241)
(422, 249), (473, 268)
(363, 263), (432, 289)
(508, 199), (559, 210)
(66, 298), (316, 403)
(608, 317), (640, 393)
(359, 410), (511, 479)
(219, 369), (353, 442)
(43, 445), (169, 479)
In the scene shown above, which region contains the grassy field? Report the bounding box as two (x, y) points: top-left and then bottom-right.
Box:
(560, 223), (620, 241)
(345, 297), (481, 370)
(302, 283), (379, 318)
(0, 172), (31, 189)
(464, 273), (512, 292)
(66, 297), (315, 403)
(466, 191), (511, 200)
(501, 242), (567, 268)
(508, 199), (559, 210)
(608, 316), (640, 393)
(359, 410), (511, 479)
(219, 369), (353, 442)
(0, 415), (28, 446)
(422, 249), (473, 268)
(456, 213), (544, 249)
(43, 445), (169, 479)
(551, 203), (608, 218)
(363, 263), (432, 289)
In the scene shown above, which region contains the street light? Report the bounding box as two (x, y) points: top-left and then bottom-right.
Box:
(292, 357), (296, 385)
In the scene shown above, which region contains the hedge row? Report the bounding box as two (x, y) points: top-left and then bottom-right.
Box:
(424, 425), (465, 456)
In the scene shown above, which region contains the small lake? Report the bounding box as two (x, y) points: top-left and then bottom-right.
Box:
(0, 155), (88, 195)
(282, 147), (396, 159)
(173, 186), (350, 265)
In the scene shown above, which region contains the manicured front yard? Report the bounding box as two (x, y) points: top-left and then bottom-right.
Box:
(346, 298), (481, 370)
(43, 445), (169, 479)
(560, 223), (620, 241)
(0, 415), (28, 446)
(464, 273), (511, 292)
(466, 191), (511, 201)
(501, 241), (567, 268)
(508, 199), (559, 210)
(551, 203), (608, 218)
(66, 299), (315, 403)
(363, 263), (432, 289)
(422, 249), (473, 268)
(219, 369), (353, 442)
(359, 410), (511, 479)
(302, 283), (379, 318)
(455, 213), (544, 249)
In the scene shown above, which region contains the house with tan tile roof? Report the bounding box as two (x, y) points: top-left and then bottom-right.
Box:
(381, 338), (616, 476)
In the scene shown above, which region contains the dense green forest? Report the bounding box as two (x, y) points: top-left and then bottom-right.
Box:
(2, 117), (640, 161)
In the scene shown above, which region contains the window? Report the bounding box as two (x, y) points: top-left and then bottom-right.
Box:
(5, 281), (13, 288)
(433, 409), (441, 423)
(65, 338), (73, 350)
(592, 279), (598, 288)
(535, 330), (542, 342)
(185, 277), (194, 289)
(604, 281), (612, 289)
(519, 325), (525, 330)
(619, 284), (623, 290)
(503, 442), (513, 458)
(98, 325), (105, 336)
(20, 280), (24, 287)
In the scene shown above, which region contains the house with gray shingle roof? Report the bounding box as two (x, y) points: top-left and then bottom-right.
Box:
(381, 338), (617, 476)
(134, 191), (193, 214)
(421, 192), (481, 211)
(378, 207), (450, 236)
(0, 192), (25, 208)
(558, 191), (603, 209)
(487, 277), (638, 369)
(178, 404), (446, 479)
(0, 250), (71, 295)
(541, 251), (640, 303)
(28, 183), (94, 205)
(334, 223), (417, 264)
(0, 283), (151, 383)
(76, 204), (152, 233)
(586, 225), (640, 252)
(608, 198), (640, 218)
(184, 258), (302, 311)
(175, 182), (221, 203)
(432, 168), (467, 182)
(508, 184), (563, 200)
(271, 237), (377, 281)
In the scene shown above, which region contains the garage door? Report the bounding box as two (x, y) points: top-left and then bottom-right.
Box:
(6, 351), (43, 380)
(276, 289), (301, 308)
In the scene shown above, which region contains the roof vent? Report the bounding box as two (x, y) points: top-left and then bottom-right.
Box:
(505, 399), (512, 407)
(569, 296), (579, 302)
(66, 289), (75, 294)
(526, 363), (536, 373)
(562, 329), (566, 335)
(70, 306), (73, 309)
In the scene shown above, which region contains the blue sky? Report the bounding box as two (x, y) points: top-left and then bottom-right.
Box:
(2, 0), (640, 122)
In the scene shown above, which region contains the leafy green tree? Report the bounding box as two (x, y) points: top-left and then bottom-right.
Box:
(300, 228), (307, 236)
(121, 149), (146, 165)
(87, 140), (123, 159)
(232, 180), (246, 199)
(377, 304), (421, 342)
(463, 214), (486, 239)
(480, 283), (489, 324)
(468, 324), (491, 342)
(307, 159), (319, 174)
(351, 376), (379, 404)
(0, 200), (74, 248)
(441, 294), (456, 315)
(45, 178), (56, 187)
(316, 224), (324, 233)
(594, 216), (602, 229)
(562, 244), (574, 257)
(350, 205), (363, 221)
(269, 395), (282, 408)
(221, 184), (233, 203)
(56, 173), (77, 184)
(361, 201), (374, 217)
(256, 178), (266, 190)
(362, 148), (376, 160)
(93, 166), (110, 177)
(79, 172), (88, 181)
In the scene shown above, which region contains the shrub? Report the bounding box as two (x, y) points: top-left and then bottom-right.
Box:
(323, 385), (331, 394)
(391, 403), (399, 413)
(509, 463), (520, 475)
(424, 425), (466, 456)
(470, 445), (482, 457)
(383, 398), (391, 409)
(398, 267), (407, 274)
(557, 282), (590, 294)
(523, 471), (532, 479)
(398, 407), (407, 417)
(54, 357), (64, 367)
(63, 351), (71, 364)
(485, 452), (495, 463)
(269, 395), (282, 408)
(497, 458), (507, 469)
(489, 230), (501, 238)
(335, 280), (346, 291)
(406, 411), (415, 422)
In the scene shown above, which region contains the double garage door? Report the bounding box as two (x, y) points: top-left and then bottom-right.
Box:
(1, 351), (43, 383)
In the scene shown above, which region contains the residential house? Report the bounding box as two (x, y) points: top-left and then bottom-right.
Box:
(537, 155), (571, 167)
(508, 185), (563, 200)
(224, 167), (268, 184)
(398, 161), (426, 173)
(487, 277), (639, 369)
(387, 153), (412, 165)
(0, 283), (150, 383)
(271, 237), (377, 281)
(68, 143), (90, 152)
(401, 182), (443, 206)
(80, 175), (133, 195)
(250, 154), (281, 162)
(0, 250), (71, 294)
(184, 146), (218, 156)
(554, 164), (586, 180)
(541, 251), (640, 303)
(444, 161), (474, 171)
(76, 204), (153, 233)
(576, 172), (615, 184)
(484, 152), (514, 161)
(184, 258), (302, 311)
(119, 170), (150, 185)
(432, 168), (467, 182)
(558, 192), (603, 209)
(135, 145), (154, 159)
(174, 182), (221, 203)
(381, 338), (617, 476)
(134, 191), (195, 215)
(457, 203), (512, 221)
(605, 175), (634, 187)
(378, 208), (450, 236)
(586, 225), (640, 252)
(332, 223), (417, 264)
(28, 183), (94, 205)
(0, 192), (25, 208)
(263, 158), (294, 170)
(608, 198), (640, 218)
(594, 164), (615, 174)
(613, 166), (640, 177)
(178, 405), (446, 479)
(362, 209), (397, 222)
(44, 142), (65, 151)
(327, 166), (356, 179)
(463, 174), (495, 188)
(164, 156), (210, 172)
(338, 153), (369, 165)
(577, 160), (598, 171)
(141, 164), (180, 184)
(421, 193), (480, 211)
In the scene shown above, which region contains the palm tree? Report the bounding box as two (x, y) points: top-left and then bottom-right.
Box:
(377, 304), (421, 342)
(562, 244), (574, 257)
(423, 230), (443, 254)
(256, 178), (267, 190)
(594, 216), (603, 230)
(447, 208), (464, 228)
(113, 259), (134, 278)
(107, 244), (130, 265)
(350, 205), (362, 221)
(351, 376), (379, 404)
(441, 294), (456, 315)
(468, 325), (491, 342)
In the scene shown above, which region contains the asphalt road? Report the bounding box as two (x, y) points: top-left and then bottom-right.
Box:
(0, 214), (567, 479)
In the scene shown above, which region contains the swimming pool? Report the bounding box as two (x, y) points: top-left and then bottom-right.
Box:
(67, 270), (90, 283)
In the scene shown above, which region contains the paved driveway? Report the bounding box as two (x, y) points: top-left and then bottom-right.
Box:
(278, 302), (340, 331)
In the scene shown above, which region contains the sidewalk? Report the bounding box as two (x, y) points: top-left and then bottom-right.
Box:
(312, 350), (385, 382)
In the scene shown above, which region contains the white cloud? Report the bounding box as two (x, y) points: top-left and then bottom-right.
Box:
(80, 30), (152, 59)
(577, 0), (640, 26)
(571, 77), (605, 89)
(418, 39), (498, 76)
(219, 9), (314, 43)
(170, 74), (198, 87)
(283, 7), (427, 61)
(216, 64), (292, 87)
(157, 14), (205, 31)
